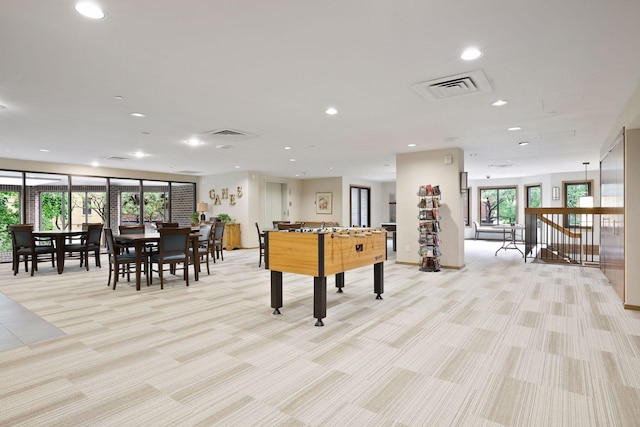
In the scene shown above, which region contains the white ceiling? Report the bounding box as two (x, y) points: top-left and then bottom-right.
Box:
(2, 0), (640, 182)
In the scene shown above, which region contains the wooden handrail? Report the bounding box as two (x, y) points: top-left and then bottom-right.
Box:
(537, 215), (581, 238)
(526, 207), (623, 215)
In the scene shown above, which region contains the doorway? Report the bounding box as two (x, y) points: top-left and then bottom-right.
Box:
(265, 182), (288, 228)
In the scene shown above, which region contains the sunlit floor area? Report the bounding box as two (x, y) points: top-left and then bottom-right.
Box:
(1, 239), (639, 426)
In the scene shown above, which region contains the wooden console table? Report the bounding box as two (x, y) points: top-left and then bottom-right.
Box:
(223, 223), (241, 250)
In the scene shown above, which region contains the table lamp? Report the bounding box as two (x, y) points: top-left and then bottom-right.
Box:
(196, 202), (209, 222)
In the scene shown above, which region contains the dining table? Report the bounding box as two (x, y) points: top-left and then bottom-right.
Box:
(115, 231), (201, 291)
(34, 229), (87, 274)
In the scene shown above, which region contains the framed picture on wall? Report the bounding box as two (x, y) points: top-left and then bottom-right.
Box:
(316, 192), (332, 214)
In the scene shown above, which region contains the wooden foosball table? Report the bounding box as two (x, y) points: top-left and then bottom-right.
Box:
(265, 227), (387, 326)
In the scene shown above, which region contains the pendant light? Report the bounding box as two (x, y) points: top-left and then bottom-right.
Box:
(579, 162), (593, 226)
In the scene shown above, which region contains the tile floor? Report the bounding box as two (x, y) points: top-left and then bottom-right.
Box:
(0, 292), (65, 352)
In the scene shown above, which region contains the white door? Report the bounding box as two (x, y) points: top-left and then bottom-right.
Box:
(265, 182), (287, 228)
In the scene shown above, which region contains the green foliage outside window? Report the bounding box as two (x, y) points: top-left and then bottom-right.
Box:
(41, 192), (68, 230)
(480, 187), (517, 224)
(0, 192), (20, 251)
(527, 186), (541, 208)
(143, 192), (167, 223)
(121, 192), (167, 224)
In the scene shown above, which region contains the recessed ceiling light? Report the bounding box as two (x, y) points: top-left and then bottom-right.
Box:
(519, 141), (530, 146)
(74, 2), (105, 19)
(289, 159), (296, 162)
(492, 100), (508, 106)
(460, 47), (483, 61)
(130, 112), (145, 117)
(234, 165), (240, 169)
(215, 144), (232, 149)
(133, 151), (145, 158)
(184, 138), (202, 146)
(284, 146), (291, 150)
(325, 107), (338, 115)
(408, 143), (417, 147)
(469, 153), (478, 157)
(114, 95), (123, 100)
(508, 126), (522, 131)
(39, 149), (50, 152)
(91, 161), (99, 167)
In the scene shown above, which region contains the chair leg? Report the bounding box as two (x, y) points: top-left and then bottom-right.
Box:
(108, 262), (112, 287)
(159, 264), (164, 290)
(184, 262), (189, 287)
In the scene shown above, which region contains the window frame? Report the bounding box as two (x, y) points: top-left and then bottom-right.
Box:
(478, 186), (518, 225)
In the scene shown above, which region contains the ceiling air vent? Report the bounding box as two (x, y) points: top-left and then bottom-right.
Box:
(412, 69), (493, 101)
(105, 156), (129, 161)
(175, 170), (202, 175)
(201, 128), (256, 142)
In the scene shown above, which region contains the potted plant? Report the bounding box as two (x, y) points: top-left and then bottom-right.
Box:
(190, 212), (200, 226)
(216, 213), (234, 223)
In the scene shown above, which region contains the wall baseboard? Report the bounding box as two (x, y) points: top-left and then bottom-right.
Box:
(624, 304), (640, 311)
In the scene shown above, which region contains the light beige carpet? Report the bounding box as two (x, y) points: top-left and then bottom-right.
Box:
(1, 240), (639, 426)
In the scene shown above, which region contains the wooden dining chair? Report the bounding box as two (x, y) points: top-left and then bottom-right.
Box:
(156, 222), (179, 229)
(212, 222), (226, 262)
(104, 228), (140, 289)
(63, 223), (103, 270)
(195, 224), (214, 275)
(148, 227), (191, 289)
(9, 224), (56, 276)
(255, 222), (265, 268)
(277, 222), (302, 230)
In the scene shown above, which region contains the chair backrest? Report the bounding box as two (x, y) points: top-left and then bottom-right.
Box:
(255, 222), (264, 246)
(198, 224), (212, 243)
(82, 222), (102, 231)
(157, 222), (179, 229)
(119, 225), (144, 235)
(104, 228), (116, 255)
(213, 222), (226, 240)
(10, 224), (34, 249)
(158, 227), (190, 257)
(85, 223), (103, 245)
(277, 222), (302, 230)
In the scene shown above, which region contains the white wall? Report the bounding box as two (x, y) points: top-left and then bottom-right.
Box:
(396, 148), (465, 268)
(299, 177), (342, 224)
(199, 171), (252, 247)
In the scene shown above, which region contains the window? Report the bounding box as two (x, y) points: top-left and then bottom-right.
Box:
(479, 186), (517, 225)
(526, 185), (541, 208)
(564, 181), (592, 227)
(350, 186), (370, 227)
(71, 176), (108, 229)
(143, 180), (169, 228)
(28, 173), (71, 231)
